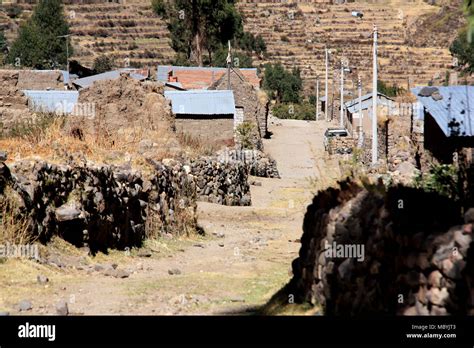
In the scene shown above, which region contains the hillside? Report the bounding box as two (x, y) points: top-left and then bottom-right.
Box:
(0, 0), (465, 90)
(237, 0), (463, 92)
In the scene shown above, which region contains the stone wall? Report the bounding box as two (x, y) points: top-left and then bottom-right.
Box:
(288, 180), (474, 315)
(216, 149), (280, 179)
(190, 157), (251, 206)
(0, 154), (252, 251)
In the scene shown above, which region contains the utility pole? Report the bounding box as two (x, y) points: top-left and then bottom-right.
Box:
(372, 24), (378, 165)
(340, 59), (345, 128)
(325, 46), (329, 121)
(358, 76), (363, 129)
(358, 76), (363, 146)
(316, 76), (320, 121)
(226, 41), (232, 90)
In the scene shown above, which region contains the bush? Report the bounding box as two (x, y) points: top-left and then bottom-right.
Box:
(414, 164), (460, 200)
(151, 0), (168, 18)
(5, 5), (23, 19)
(236, 122), (257, 149)
(93, 55), (115, 74)
(272, 102), (316, 121)
(263, 63), (302, 103)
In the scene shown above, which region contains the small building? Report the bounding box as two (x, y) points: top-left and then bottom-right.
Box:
(164, 90), (236, 145)
(344, 92), (393, 135)
(23, 90), (79, 114)
(73, 69), (148, 90)
(412, 86), (474, 163)
(157, 65), (260, 90)
(208, 68), (268, 142)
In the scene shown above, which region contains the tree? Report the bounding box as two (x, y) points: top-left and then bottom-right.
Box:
(263, 63), (302, 103)
(93, 55), (115, 74)
(153, 0), (258, 67)
(212, 46), (253, 68)
(8, 0), (72, 69)
(450, 27), (474, 73)
(151, 0), (168, 18)
(378, 80), (405, 97)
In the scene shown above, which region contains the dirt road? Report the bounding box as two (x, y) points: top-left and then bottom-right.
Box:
(0, 118), (341, 315)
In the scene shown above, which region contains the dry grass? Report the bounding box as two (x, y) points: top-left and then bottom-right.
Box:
(0, 187), (34, 246)
(176, 132), (220, 157)
(0, 114), (181, 169)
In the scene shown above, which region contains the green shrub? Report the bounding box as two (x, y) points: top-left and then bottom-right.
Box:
(414, 164), (460, 200)
(272, 102), (315, 121)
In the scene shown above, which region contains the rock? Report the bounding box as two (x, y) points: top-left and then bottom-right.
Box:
(427, 287), (449, 306)
(428, 270), (443, 288)
(212, 232), (225, 238)
(137, 250), (152, 258)
(94, 264), (105, 272)
(430, 305), (448, 316)
(230, 297), (245, 303)
(218, 243), (225, 247)
(0, 312), (10, 316)
(17, 300), (32, 312)
(114, 270), (130, 279)
(55, 204), (82, 222)
(0, 151), (7, 162)
(415, 300), (429, 315)
(464, 208), (474, 223)
(193, 243), (205, 248)
(37, 275), (49, 284)
(441, 259), (465, 280)
(55, 300), (69, 316)
(168, 268), (181, 275)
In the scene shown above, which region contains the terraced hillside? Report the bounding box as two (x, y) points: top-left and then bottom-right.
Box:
(0, 0), (463, 92)
(0, 0), (174, 69)
(237, 0), (460, 93)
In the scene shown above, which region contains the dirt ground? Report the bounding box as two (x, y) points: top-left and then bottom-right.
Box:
(0, 117), (341, 315)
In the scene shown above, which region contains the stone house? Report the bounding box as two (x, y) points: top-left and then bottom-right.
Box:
(208, 68), (269, 144)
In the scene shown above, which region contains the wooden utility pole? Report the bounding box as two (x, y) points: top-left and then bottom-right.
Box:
(316, 76), (320, 121)
(325, 46), (329, 121)
(358, 77), (363, 127)
(340, 59), (345, 128)
(372, 24), (378, 165)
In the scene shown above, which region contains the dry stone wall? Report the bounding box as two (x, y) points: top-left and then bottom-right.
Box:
(289, 181), (474, 315)
(0, 154), (252, 252)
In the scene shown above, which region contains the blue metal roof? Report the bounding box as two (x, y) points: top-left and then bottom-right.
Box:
(23, 90), (79, 113)
(412, 86), (474, 137)
(164, 90), (236, 115)
(157, 65), (258, 82)
(73, 69), (146, 89)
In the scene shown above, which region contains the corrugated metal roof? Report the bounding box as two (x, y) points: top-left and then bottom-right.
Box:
(412, 86), (474, 137)
(345, 92), (392, 109)
(73, 69), (146, 89)
(345, 93), (393, 114)
(23, 90), (79, 113)
(164, 90), (236, 115)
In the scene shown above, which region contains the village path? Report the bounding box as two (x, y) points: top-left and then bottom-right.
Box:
(2, 118), (341, 315)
